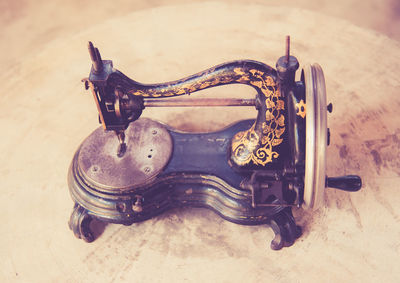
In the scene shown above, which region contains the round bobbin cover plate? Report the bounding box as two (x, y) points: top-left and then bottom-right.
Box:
(303, 63), (327, 209)
(77, 118), (173, 191)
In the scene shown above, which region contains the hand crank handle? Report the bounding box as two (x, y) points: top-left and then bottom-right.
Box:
(326, 175), (362, 192)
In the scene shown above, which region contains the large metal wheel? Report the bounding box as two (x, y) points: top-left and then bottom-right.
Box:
(303, 64), (327, 209)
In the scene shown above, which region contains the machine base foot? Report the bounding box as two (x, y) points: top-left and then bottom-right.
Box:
(269, 208), (302, 250)
(68, 204), (96, 243)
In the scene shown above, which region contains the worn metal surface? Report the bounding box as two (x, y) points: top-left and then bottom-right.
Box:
(78, 118), (173, 190)
(303, 64), (328, 209)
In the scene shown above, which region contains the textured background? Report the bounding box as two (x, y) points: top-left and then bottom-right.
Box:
(1, 1), (399, 282)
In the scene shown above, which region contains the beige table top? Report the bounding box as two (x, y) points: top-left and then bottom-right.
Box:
(1, 2), (400, 282)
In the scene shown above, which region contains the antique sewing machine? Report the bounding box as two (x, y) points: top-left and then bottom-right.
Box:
(68, 37), (362, 250)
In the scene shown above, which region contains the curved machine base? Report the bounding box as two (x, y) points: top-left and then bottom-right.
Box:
(67, 202), (302, 251)
(68, 133), (302, 250)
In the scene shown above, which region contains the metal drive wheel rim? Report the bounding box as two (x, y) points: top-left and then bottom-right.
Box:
(303, 63), (327, 209)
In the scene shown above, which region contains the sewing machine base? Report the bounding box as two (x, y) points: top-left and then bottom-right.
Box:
(69, 203), (301, 250)
(68, 118), (302, 250)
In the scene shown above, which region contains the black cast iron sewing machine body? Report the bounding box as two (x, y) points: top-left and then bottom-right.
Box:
(68, 38), (362, 250)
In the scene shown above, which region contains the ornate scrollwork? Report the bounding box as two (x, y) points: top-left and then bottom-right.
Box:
(295, 99), (306, 118)
(123, 61), (285, 167)
(231, 69), (285, 166)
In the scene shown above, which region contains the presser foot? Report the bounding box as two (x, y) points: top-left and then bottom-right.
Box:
(269, 207), (302, 250)
(68, 203), (95, 243)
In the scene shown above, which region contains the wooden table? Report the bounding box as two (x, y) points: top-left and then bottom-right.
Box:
(1, 2), (399, 282)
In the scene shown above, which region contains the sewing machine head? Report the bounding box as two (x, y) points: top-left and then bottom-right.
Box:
(69, 37), (362, 249)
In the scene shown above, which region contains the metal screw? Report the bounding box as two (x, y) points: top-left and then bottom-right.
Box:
(144, 167), (151, 173)
(132, 195), (143, 213)
(152, 130), (157, 135)
(82, 79), (89, 90)
(116, 202), (126, 213)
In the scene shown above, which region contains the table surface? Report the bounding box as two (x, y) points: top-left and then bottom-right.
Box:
(1, 2), (400, 282)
